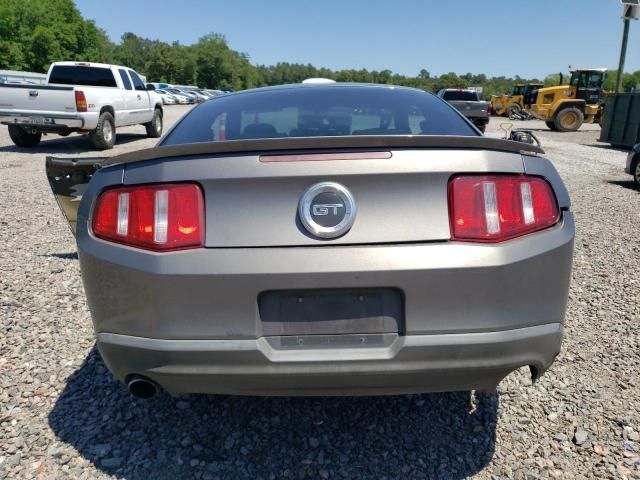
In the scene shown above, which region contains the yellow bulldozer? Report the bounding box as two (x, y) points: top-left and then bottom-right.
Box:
(490, 83), (544, 117)
(524, 68), (607, 131)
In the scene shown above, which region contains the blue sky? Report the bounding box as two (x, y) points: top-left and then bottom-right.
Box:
(75, 0), (639, 79)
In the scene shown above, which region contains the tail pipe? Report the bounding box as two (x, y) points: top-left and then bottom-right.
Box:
(127, 375), (160, 399)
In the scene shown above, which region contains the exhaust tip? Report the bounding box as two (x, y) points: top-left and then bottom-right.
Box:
(127, 376), (160, 399)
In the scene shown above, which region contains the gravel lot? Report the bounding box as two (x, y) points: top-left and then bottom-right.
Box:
(1, 107), (638, 479)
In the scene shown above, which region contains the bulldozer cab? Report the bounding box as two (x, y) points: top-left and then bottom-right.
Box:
(511, 84), (525, 96)
(524, 83), (543, 95)
(570, 69), (606, 104)
(522, 84), (544, 108)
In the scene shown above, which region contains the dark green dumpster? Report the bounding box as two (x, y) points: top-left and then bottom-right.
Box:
(599, 93), (640, 148)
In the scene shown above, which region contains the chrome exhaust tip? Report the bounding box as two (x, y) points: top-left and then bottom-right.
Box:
(127, 375), (160, 399)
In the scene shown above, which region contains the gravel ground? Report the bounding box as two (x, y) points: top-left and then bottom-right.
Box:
(1, 108), (638, 480)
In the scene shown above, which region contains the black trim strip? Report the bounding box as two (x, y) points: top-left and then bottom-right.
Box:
(103, 135), (544, 167)
(0, 83), (73, 91)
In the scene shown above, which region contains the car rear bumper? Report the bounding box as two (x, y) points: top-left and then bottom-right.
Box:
(79, 212), (574, 395)
(97, 323), (562, 396)
(0, 111), (95, 131)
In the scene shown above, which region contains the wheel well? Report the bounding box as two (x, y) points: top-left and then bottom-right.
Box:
(555, 101), (585, 114)
(155, 104), (163, 114)
(100, 106), (115, 121)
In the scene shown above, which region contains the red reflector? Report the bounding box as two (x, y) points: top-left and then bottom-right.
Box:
(448, 175), (559, 242)
(75, 90), (87, 112)
(92, 183), (204, 251)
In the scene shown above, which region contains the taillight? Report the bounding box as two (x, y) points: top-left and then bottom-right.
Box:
(487, 104), (492, 115)
(92, 183), (204, 251)
(75, 90), (87, 112)
(449, 175), (559, 242)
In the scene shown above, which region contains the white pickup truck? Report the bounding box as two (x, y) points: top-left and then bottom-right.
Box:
(0, 62), (163, 150)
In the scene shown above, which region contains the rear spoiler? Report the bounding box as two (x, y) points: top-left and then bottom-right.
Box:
(103, 135), (544, 167)
(45, 156), (106, 235)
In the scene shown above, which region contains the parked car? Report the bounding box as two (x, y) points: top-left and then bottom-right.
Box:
(158, 89), (190, 104)
(147, 82), (172, 90)
(45, 83), (574, 399)
(0, 61), (163, 149)
(164, 88), (197, 103)
(154, 90), (177, 105)
(437, 88), (491, 132)
(183, 90), (209, 102)
(625, 143), (640, 187)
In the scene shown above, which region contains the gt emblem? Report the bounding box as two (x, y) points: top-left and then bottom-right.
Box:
(299, 182), (356, 239)
(312, 203), (344, 216)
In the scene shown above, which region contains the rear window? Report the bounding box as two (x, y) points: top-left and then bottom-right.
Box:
(442, 90), (479, 101)
(162, 85), (477, 146)
(49, 66), (117, 87)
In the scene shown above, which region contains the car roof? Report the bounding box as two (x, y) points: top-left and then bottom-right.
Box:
(215, 82), (427, 100)
(51, 61), (120, 69)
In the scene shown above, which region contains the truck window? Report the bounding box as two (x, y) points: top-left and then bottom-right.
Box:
(442, 91), (479, 101)
(49, 66), (117, 87)
(128, 71), (146, 91)
(118, 69), (133, 90)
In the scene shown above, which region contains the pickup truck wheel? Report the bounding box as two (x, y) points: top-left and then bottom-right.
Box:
(89, 112), (115, 150)
(145, 109), (163, 138)
(554, 107), (584, 132)
(634, 159), (640, 188)
(545, 121), (558, 131)
(8, 125), (41, 147)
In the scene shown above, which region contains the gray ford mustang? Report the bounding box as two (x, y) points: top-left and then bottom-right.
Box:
(46, 83), (574, 399)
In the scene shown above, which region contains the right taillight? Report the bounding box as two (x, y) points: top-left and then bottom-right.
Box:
(92, 183), (204, 251)
(448, 175), (559, 242)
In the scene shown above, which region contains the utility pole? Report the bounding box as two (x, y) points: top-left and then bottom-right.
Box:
(617, 1), (639, 93)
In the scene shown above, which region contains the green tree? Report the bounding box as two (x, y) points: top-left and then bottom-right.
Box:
(0, 0), (112, 72)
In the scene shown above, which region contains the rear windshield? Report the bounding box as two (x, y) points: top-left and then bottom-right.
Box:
(162, 85), (477, 146)
(441, 90), (479, 101)
(49, 66), (117, 87)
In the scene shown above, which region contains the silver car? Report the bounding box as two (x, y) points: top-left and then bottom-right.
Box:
(46, 83), (574, 399)
(154, 90), (176, 105)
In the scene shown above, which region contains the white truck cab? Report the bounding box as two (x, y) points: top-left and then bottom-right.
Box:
(0, 62), (163, 150)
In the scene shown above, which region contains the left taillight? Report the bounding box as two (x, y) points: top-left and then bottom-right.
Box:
(75, 90), (87, 112)
(92, 183), (204, 251)
(448, 174), (559, 243)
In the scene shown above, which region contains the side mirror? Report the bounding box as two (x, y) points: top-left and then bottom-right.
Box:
(146, 84), (156, 91)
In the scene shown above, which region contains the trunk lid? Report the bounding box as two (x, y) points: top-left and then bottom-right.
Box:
(0, 84), (77, 117)
(122, 147), (525, 247)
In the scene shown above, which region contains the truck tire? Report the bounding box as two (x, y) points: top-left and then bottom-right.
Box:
(545, 121), (558, 131)
(8, 125), (42, 147)
(89, 111), (115, 150)
(144, 108), (163, 138)
(554, 107), (584, 132)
